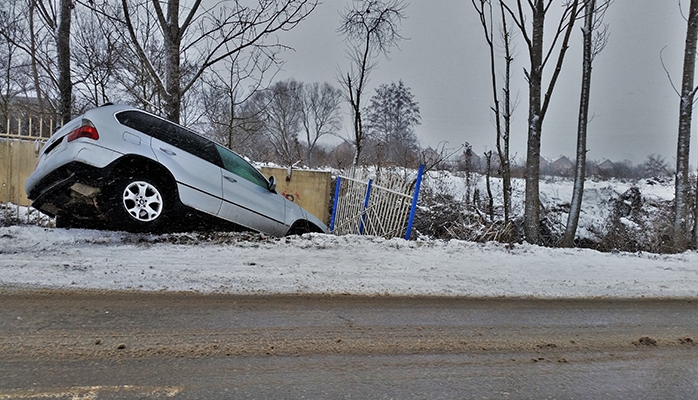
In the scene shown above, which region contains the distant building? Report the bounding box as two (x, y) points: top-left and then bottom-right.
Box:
(456, 150), (482, 172)
(597, 159), (616, 173)
(550, 156), (574, 176)
(421, 147), (442, 168)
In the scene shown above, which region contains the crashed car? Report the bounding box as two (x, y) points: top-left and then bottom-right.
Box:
(25, 104), (328, 236)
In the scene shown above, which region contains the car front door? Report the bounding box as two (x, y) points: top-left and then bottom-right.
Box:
(215, 145), (287, 236)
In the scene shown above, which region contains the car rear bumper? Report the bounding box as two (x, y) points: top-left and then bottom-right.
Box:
(27, 161), (108, 218)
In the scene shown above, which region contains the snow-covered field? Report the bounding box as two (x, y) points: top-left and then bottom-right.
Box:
(1, 225), (698, 299)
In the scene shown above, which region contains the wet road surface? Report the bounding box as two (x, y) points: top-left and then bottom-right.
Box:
(1, 292), (697, 399)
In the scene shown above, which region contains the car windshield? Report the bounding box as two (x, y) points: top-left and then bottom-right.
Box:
(215, 144), (269, 189)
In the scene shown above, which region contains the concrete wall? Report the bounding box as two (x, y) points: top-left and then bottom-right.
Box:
(261, 167), (332, 225)
(1, 139), (42, 206)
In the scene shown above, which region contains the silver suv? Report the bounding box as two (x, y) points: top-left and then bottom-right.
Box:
(25, 104), (328, 235)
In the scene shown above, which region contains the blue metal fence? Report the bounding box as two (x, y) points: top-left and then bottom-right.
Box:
(330, 165), (424, 240)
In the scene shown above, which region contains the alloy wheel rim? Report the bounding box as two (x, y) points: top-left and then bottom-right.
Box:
(122, 181), (163, 222)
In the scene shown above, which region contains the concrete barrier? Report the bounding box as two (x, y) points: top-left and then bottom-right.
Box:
(261, 167), (332, 225)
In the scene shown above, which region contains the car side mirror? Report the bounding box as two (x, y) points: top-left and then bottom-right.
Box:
(268, 175), (277, 192)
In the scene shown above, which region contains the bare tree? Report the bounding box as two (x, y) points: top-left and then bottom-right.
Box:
(0, 0), (61, 117)
(502, 0), (581, 244)
(338, 0), (407, 165)
(71, 6), (120, 111)
(201, 49), (276, 150)
(672, 0), (698, 249)
(251, 79), (304, 164)
(298, 82), (343, 166)
(100, 0), (317, 124)
(472, 0), (516, 225)
(563, 0), (611, 247)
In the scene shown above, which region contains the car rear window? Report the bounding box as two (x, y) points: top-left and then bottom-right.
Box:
(116, 110), (221, 167)
(116, 110), (162, 137)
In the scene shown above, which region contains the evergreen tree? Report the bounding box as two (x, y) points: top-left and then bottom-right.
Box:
(364, 80), (421, 167)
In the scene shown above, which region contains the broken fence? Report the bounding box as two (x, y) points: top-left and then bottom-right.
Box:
(330, 165), (424, 240)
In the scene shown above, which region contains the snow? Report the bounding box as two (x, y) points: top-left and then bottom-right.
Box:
(1, 225), (698, 299)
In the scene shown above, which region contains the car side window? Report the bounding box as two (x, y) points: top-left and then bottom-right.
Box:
(215, 144), (270, 189)
(159, 121), (222, 167)
(116, 110), (162, 137)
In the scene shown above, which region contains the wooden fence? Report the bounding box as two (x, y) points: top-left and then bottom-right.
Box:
(1, 116), (52, 207)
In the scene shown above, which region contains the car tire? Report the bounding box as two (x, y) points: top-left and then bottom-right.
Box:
(55, 214), (77, 229)
(287, 220), (323, 236)
(55, 213), (101, 230)
(105, 175), (172, 232)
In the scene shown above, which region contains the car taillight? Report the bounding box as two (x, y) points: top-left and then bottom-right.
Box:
(66, 119), (99, 142)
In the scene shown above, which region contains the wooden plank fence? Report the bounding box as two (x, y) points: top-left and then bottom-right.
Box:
(330, 165), (424, 239)
(1, 116), (53, 224)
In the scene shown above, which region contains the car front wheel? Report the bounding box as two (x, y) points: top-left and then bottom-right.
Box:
(106, 176), (171, 232)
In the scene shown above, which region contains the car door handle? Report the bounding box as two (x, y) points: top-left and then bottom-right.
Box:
(160, 148), (176, 156)
(224, 176), (237, 183)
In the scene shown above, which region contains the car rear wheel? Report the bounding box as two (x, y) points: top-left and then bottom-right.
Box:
(106, 175), (171, 232)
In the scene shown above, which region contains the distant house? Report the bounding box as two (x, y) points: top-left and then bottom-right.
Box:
(421, 147), (442, 168)
(597, 159), (615, 172)
(456, 150), (482, 172)
(3, 97), (57, 138)
(539, 156), (550, 175)
(550, 156), (574, 176)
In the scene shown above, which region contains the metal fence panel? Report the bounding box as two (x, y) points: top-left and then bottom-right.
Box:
(331, 166), (423, 239)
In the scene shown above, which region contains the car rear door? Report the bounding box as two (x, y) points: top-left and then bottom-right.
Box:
(148, 119), (223, 216)
(215, 144), (287, 236)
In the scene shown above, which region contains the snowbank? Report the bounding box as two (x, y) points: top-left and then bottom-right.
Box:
(2, 226), (697, 298)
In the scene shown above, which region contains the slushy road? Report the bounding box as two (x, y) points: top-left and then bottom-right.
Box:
(1, 292), (697, 399)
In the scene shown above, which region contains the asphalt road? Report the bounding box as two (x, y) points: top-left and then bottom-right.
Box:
(0, 292), (697, 399)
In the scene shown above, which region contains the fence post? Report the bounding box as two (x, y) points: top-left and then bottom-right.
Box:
(358, 179), (373, 235)
(329, 176), (341, 232)
(404, 164), (425, 240)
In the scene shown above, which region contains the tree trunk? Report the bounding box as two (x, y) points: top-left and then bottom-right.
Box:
(28, 0), (45, 114)
(499, 0), (513, 226)
(675, 0), (698, 250)
(57, 0), (72, 124)
(523, 0), (545, 245)
(563, 0), (596, 247)
(163, 0), (182, 123)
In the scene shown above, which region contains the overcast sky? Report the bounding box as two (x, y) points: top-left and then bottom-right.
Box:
(271, 0), (695, 166)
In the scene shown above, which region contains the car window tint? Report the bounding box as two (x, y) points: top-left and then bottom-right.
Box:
(216, 145), (269, 189)
(159, 121), (222, 166)
(115, 110), (162, 137)
(117, 110), (222, 167)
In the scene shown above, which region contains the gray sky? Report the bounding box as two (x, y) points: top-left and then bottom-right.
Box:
(274, 0), (694, 165)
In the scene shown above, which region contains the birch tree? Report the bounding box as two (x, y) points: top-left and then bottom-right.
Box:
(673, 0), (698, 249)
(502, 0), (581, 244)
(563, 0), (611, 247)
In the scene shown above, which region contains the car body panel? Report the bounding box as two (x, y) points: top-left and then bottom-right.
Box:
(151, 137), (223, 216)
(25, 104), (329, 235)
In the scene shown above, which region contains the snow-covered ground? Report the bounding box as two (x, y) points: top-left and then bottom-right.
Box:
(1, 225), (697, 299)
